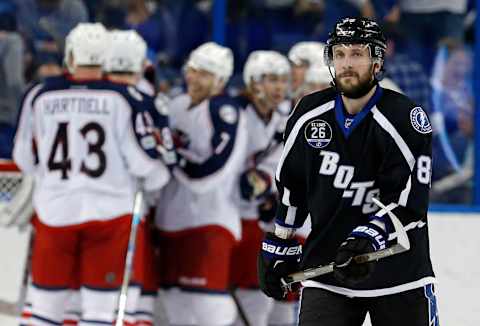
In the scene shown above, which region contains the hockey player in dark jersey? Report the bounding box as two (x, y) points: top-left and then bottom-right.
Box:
(258, 17), (439, 326)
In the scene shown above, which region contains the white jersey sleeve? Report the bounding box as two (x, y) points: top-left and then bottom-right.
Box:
(13, 83), (43, 174)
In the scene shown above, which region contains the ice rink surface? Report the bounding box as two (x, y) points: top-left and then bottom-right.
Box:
(427, 212), (480, 326)
(1, 212), (479, 325)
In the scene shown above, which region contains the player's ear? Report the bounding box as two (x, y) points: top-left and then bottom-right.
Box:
(372, 61), (382, 75)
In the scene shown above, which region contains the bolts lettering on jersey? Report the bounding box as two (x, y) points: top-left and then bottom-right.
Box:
(319, 151), (340, 175)
(319, 150), (379, 214)
(363, 188), (380, 214)
(333, 165), (354, 188)
(348, 181), (374, 205)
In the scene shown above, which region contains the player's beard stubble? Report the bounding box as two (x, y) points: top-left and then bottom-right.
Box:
(335, 64), (377, 99)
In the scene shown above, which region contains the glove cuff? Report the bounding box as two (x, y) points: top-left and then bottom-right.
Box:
(369, 214), (394, 234)
(350, 223), (387, 251)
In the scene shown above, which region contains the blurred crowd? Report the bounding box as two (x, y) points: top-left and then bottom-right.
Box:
(0, 0), (477, 203)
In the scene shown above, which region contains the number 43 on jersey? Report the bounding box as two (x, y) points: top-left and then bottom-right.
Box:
(48, 121), (106, 180)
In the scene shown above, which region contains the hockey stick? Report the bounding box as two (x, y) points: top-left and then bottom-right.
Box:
(281, 198), (410, 289)
(115, 180), (145, 326)
(229, 287), (251, 326)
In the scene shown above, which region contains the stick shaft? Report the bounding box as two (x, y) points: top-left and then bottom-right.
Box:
(115, 182), (144, 326)
(283, 198), (410, 288)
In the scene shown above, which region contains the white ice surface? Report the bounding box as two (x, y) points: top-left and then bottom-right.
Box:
(362, 212), (480, 326)
(1, 213), (479, 325)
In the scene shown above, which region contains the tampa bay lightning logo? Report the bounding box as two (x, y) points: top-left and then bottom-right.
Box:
(304, 119), (332, 148)
(410, 107), (432, 134)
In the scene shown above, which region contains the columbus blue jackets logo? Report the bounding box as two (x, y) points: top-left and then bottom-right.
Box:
(219, 105), (238, 124)
(304, 119), (332, 148)
(410, 107), (432, 134)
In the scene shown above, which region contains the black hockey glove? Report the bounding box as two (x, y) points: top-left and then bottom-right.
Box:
(240, 168), (272, 200)
(334, 222), (388, 285)
(258, 193), (278, 224)
(258, 233), (302, 300)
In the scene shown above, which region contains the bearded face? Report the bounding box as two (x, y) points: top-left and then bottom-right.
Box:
(332, 44), (379, 99)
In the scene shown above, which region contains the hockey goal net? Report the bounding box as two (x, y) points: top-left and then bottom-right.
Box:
(0, 160), (34, 227)
(0, 160), (33, 318)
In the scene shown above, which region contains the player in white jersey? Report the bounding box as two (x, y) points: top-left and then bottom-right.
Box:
(13, 23), (171, 326)
(154, 42), (247, 325)
(288, 41), (326, 104)
(104, 29), (176, 326)
(229, 50), (292, 326)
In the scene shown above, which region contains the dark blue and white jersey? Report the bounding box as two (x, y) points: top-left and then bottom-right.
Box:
(155, 93), (248, 239)
(235, 95), (290, 219)
(275, 86), (435, 296)
(13, 74), (171, 226)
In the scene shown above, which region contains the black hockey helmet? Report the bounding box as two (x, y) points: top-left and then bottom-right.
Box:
(324, 17), (387, 67)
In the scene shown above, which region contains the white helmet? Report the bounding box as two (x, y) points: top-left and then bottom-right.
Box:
(243, 50), (291, 86)
(64, 23), (108, 71)
(186, 42), (234, 84)
(288, 41), (326, 66)
(305, 63), (332, 85)
(104, 30), (147, 73)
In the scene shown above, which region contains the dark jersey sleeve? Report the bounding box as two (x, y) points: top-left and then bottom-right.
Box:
(274, 96), (312, 229)
(374, 92), (432, 224)
(125, 87), (177, 170)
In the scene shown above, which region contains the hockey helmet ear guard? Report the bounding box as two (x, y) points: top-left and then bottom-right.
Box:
(324, 17), (387, 68)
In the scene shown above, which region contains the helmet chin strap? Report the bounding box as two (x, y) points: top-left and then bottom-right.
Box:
(328, 65), (337, 89)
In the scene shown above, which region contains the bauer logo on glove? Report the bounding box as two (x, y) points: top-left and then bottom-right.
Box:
(258, 233), (302, 300)
(262, 242), (302, 256)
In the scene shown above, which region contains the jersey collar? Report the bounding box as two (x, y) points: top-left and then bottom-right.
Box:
(335, 86), (383, 138)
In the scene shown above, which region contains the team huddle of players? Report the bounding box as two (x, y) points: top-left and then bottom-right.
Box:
(13, 22), (331, 326)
